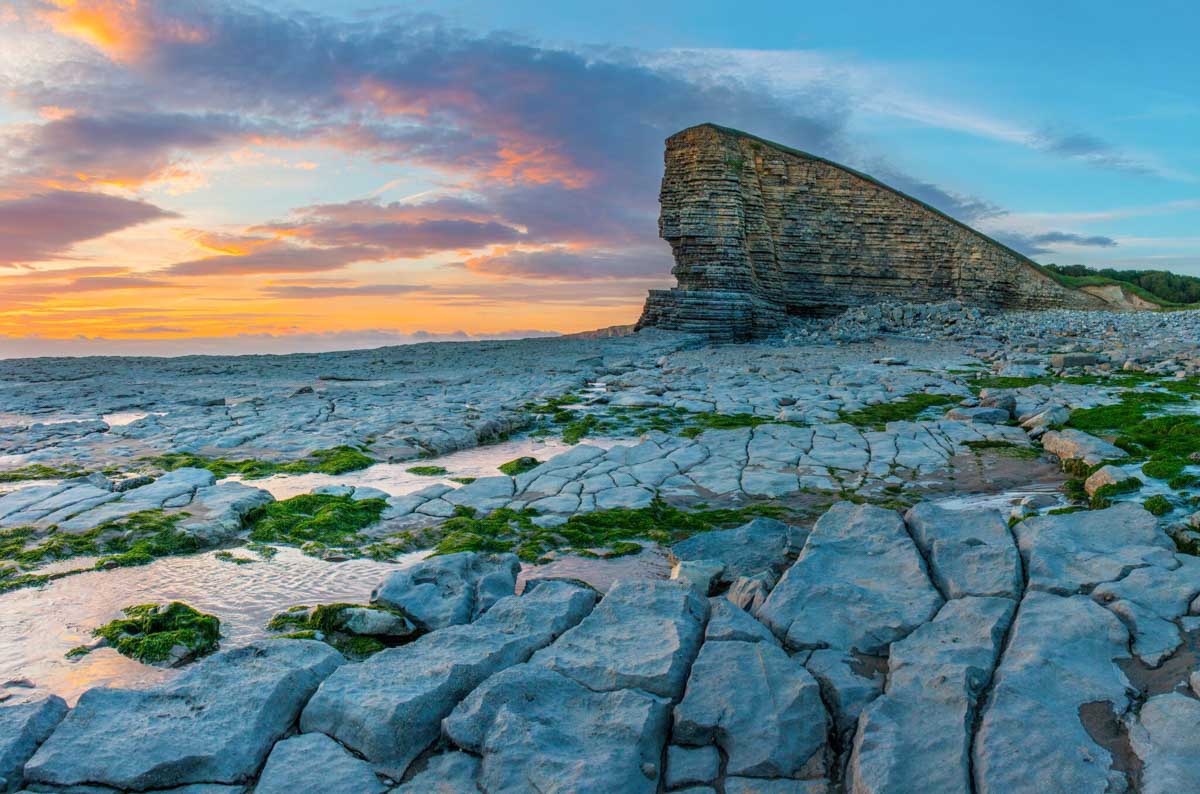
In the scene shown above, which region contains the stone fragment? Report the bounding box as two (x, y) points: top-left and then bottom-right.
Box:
(1083, 464), (1137, 497)
(670, 559), (725, 594)
(670, 517), (796, 581)
(370, 551), (519, 630)
(726, 571), (775, 612)
(944, 406), (1009, 423)
(673, 640), (829, 779)
(705, 597), (777, 644)
(255, 733), (385, 794)
(847, 596), (1016, 794)
(24, 641), (344, 789)
(1041, 428), (1127, 467)
(392, 752), (481, 794)
(0, 695), (67, 792)
(756, 503), (943, 653)
(804, 649), (884, 740)
(903, 503), (1021, 599)
(300, 582), (596, 777)
(531, 579), (707, 699)
(724, 778), (830, 793)
(1050, 352), (1098, 368)
(666, 745), (720, 788)
(444, 663), (671, 794)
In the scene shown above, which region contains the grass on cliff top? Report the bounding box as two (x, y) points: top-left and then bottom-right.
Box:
(145, 445), (374, 480)
(246, 494), (386, 555)
(431, 498), (791, 562)
(92, 602), (220, 665)
(839, 393), (958, 429)
(0, 510), (198, 593)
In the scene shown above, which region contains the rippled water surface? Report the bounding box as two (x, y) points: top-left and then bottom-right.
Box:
(0, 546), (423, 704)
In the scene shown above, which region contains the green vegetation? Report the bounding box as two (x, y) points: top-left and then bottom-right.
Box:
(1143, 459), (1187, 480)
(1042, 263), (1200, 307)
(963, 440), (1041, 459)
(498, 456), (541, 476)
(839, 393), (958, 429)
(450, 476), (477, 485)
(1067, 390), (1187, 435)
(246, 494), (386, 557)
(1090, 477), (1143, 510)
(92, 602), (220, 665)
(214, 550), (254, 564)
(146, 445), (374, 480)
(0, 464), (87, 483)
(64, 645), (91, 659)
(1144, 494), (1174, 516)
(406, 465), (448, 476)
(431, 499), (792, 562)
(265, 602), (408, 659)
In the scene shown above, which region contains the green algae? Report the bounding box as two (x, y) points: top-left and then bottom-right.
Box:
(246, 494), (386, 555)
(1144, 494), (1174, 516)
(64, 645), (91, 659)
(498, 457), (541, 476)
(214, 550), (254, 564)
(839, 393), (958, 429)
(146, 445), (374, 480)
(406, 465), (448, 476)
(963, 440), (1041, 459)
(1089, 477), (1144, 510)
(0, 464), (88, 483)
(92, 602), (220, 665)
(431, 499), (791, 562)
(265, 602), (409, 659)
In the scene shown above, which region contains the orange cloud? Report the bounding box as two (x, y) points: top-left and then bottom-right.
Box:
(40, 0), (208, 62)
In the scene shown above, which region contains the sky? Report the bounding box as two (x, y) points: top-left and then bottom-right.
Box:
(0, 0), (1197, 357)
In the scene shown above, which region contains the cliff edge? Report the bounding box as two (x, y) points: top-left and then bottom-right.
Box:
(637, 124), (1115, 340)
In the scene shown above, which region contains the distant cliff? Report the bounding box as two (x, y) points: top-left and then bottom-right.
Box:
(637, 124), (1112, 340)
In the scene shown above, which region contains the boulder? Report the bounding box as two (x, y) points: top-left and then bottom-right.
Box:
(24, 641), (344, 789)
(255, 733), (385, 794)
(300, 581), (597, 777)
(1083, 464), (1136, 497)
(804, 649), (884, 740)
(670, 518), (797, 581)
(756, 503), (943, 653)
(671, 559), (726, 594)
(705, 597), (777, 644)
(392, 752), (481, 794)
(530, 579), (707, 699)
(443, 663), (672, 794)
(673, 640), (829, 779)
(944, 406), (1010, 423)
(0, 695), (67, 792)
(1041, 428), (1127, 467)
(903, 503), (1021, 599)
(371, 551), (520, 631)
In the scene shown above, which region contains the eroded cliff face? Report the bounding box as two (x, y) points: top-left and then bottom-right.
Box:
(638, 124), (1108, 340)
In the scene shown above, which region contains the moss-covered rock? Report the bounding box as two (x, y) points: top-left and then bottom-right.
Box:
(145, 445), (374, 480)
(265, 602), (414, 660)
(246, 494), (386, 557)
(498, 457), (541, 476)
(92, 602), (220, 667)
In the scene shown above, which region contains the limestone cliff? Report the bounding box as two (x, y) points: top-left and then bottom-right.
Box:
(637, 124), (1111, 340)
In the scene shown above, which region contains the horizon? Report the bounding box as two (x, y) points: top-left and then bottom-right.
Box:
(2, 0), (1198, 357)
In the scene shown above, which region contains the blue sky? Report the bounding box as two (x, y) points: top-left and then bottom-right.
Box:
(0, 0), (1196, 354)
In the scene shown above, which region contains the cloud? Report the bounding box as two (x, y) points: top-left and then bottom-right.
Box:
(992, 230), (1120, 256)
(0, 189), (176, 265)
(163, 241), (384, 275)
(458, 246), (671, 281)
(260, 283), (430, 298)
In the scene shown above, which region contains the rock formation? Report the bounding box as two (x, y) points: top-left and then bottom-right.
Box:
(638, 123), (1110, 339)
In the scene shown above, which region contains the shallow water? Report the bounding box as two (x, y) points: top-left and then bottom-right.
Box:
(0, 545), (422, 704)
(232, 435), (622, 499)
(518, 545), (673, 594)
(931, 487), (1067, 514)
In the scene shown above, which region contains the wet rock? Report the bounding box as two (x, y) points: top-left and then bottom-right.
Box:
(336, 606), (414, 638)
(670, 518), (798, 581)
(973, 592), (1132, 794)
(847, 596), (1015, 794)
(392, 752), (481, 793)
(255, 733), (385, 794)
(370, 551), (520, 631)
(530, 579), (707, 699)
(300, 581), (596, 777)
(444, 662), (672, 794)
(0, 695), (67, 792)
(904, 503), (1021, 599)
(1091, 557), (1200, 665)
(673, 640), (829, 779)
(1041, 428), (1128, 467)
(666, 745), (721, 788)
(756, 503), (943, 653)
(945, 406), (1010, 423)
(1128, 692), (1200, 794)
(1014, 503), (1175, 595)
(805, 649), (884, 740)
(24, 640), (344, 789)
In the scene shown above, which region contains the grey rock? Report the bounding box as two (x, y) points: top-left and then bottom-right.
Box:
(391, 752), (480, 794)
(1050, 352), (1098, 368)
(804, 649), (884, 739)
(336, 607), (414, 638)
(1129, 692), (1200, 794)
(904, 503), (1021, 599)
(726, 571), (775, 612)
(444, 663), (671, 794)
(255, 733), (384, 794)
(0, 696), (67, 792)
(1091, 557), (1200, 665)
(756, 503), (943, 653)
(945, 406), (1009, 423)
(705, 597), (777, 644)
(666, 745), (720, 788)
(724, 778), (830, 794)
(670, 518), (795, 581)
(670, 559), (725, 595)
(370, 551), (520, 631)
(847, 596), (1016, 794)
(25, 641), (344, 789)
(973, 591), (1132, 794)
(1083, 464), (1136, 497)
(530, 579), (707, 699)
(300, 581), (596, 777)
(1041, 428), (1128, 467)
(673, 640), (829, 778)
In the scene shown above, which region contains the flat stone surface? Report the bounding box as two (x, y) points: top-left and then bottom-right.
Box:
(847, 596), (1015, 794)
(24, 641), (344, 789)
(0, 695), (67, 792)
(756, 503), (943, 653)
(673, 639), (829, 779)
(255, 733), (385, 794)
(1128, 692), (1200, 794)
(300, 581), (596, 777)
(904, 503), (1021, 599)
(1041, 428), (1128, 467)
(370, 551), (520, 631)
(670, 518), (795, 581)
(392, 752), (481, 794)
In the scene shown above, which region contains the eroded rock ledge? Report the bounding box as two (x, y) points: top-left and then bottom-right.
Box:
(638, 123), (1109, 340)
